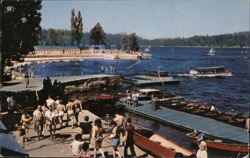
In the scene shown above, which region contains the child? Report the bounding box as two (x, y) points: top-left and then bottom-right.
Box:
(78, 142), (90, 158)
(70, 134), (83, 156)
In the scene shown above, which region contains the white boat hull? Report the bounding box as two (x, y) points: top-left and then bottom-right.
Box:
(178, 72), (232, 77)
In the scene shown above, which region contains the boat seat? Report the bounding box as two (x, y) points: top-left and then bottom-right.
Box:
(149, 134), (192, 156)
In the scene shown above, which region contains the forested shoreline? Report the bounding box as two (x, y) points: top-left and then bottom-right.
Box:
(39, 29), (250, 48)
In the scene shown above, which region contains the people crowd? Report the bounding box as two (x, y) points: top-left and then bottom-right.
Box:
(16, 93), (137, 158)
(101, 64), (116, 74)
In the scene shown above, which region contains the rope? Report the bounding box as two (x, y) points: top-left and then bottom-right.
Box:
(126, 60), (141, 70)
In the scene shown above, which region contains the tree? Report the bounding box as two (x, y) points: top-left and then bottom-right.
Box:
(129, 33), (139, 51)
(1, 0), (42, 80)
(89, 22), (105, 46)
(70, 9), (83, 46)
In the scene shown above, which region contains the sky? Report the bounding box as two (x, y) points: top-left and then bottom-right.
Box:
(40, 0), (250, 39)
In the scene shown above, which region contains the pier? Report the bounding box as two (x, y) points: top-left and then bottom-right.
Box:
(125, 100), (249, 144)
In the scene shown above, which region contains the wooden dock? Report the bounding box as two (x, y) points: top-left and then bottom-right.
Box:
(125, 100), (249, 144)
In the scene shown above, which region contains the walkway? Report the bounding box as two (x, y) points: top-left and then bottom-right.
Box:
(11, 110), (148, 157)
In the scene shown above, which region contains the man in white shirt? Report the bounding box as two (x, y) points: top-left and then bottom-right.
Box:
(70, 134), (83, 156)
(46, 95), (55, 110)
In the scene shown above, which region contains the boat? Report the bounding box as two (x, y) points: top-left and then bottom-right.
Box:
(187, 132), (249, 153)
(189, 66), (232, 77)
(144, 71), (170, 77)
(144, 46), (151, 52)
(208, 47), (215, 56)
(136, 88), (175, 100)
(133, 71), (180, 86)
(134, 128), (194, 158)
(95, 93), (124, 101)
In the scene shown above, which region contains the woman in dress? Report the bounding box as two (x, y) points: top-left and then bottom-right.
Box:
(92, 118), (105, 158)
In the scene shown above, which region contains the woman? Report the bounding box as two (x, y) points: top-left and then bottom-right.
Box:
(92, 118), (105, 158)
(20, 110), (32, 141)
(109, 121), (121, 158)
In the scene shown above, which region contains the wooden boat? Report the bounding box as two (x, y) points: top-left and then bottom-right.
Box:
(203, 111), (222, 118)
(134, 128), (193, 158)
(95, 93), (125, 101)
(187, 132), (249, 153)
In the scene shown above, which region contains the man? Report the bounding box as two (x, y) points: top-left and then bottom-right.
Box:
(24, 72), (29, 88)
(79, 116), (92, 142)
(66, 99), (75, 128)
(45, 106), (57, 139)
(245, 117), (250, 133)
(33, 105), (44, 140)
(196, 135), (208, 158)
(124, 118), (136, 158)
(46, 95), (55, 111)
(74, 97), (82, 126)
(56, 100), (65, 128)
(70, 134), (83, 157)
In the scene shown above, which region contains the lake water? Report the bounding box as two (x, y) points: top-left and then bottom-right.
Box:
(25, 46), (250, 112)
(23, 46), (249, 156)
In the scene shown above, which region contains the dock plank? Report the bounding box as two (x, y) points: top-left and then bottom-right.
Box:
(126, 100), (249, 144)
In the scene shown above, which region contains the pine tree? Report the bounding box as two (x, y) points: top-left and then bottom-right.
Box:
(1, 0), (42, 81)
(129, 33), (139, 51)
(90, 22), (105, 46)
(70, 9), (83, 46)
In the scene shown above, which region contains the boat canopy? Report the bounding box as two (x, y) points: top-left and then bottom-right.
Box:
(145, 71), (169, 77)
(190, 66), (226, 73)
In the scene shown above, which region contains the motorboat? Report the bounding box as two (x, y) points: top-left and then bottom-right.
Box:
(135, 128), (194, 158)
(186, 132), (249, 153)
(188, 66), (232, 77)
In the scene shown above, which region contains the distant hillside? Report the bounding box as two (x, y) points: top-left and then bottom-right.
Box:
(39, 29), (250, 48)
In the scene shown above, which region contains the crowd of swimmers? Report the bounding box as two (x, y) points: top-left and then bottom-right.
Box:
(16, 95), (137, 158)
(100, 64), (116, 74)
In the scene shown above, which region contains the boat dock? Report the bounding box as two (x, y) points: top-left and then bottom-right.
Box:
(1, 74), (116, 92)
(125, 100), (249, 144)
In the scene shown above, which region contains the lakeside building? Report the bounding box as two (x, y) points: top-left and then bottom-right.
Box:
(29, 46), (81, 56)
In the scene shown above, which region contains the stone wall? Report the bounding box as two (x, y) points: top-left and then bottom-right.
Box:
(64, 76), (120, 94)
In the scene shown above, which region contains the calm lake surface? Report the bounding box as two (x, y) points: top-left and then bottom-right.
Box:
(24, 46), (249, 156)
(27, 46), (250, 112)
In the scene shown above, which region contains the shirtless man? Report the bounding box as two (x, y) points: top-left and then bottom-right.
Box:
(56, 100), (65, 128)
(66, 99), (75, 128)
(73, 97), (82, 126)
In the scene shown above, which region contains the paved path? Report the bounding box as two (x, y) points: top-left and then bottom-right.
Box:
(1, 74), (115, 92)
(126, 100), (249, 144)
(12, 110), (149, 157)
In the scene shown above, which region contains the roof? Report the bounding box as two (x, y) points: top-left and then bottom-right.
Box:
(139, 88), (161, 93)
(34, 45), (80, 50)
(192, 66), (225, 70)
